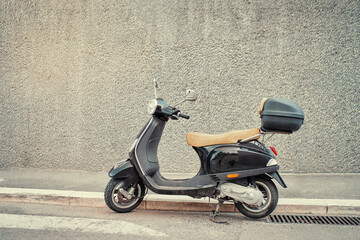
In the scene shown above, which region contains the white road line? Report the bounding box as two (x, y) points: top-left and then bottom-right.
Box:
(0, 213), (167, 237)
(0, 187), (103, 198)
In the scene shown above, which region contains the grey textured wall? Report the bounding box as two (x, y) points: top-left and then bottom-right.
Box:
(0, 0), (359, 173)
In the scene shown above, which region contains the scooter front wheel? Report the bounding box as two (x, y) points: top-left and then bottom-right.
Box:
(104, 178), (146, 213)
(235, 178), (278, 219)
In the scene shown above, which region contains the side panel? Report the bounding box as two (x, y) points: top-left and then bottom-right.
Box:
(206, 142), (273, 174)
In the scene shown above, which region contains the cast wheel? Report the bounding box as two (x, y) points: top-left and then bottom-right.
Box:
(235, 178), (278, 219)
(104, 178), (145, 213)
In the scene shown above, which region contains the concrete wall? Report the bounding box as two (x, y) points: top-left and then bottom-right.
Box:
(0, 0), (359, 173)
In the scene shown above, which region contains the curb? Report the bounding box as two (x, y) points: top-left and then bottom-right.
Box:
(1, 187), (359, 215)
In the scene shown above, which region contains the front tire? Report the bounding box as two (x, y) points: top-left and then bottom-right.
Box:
(104, 178), (146, 213)
(235, 178), (278, 218)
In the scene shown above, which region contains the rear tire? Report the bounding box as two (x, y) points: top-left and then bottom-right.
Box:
(104, 178), (145, 213)
(235, 178), (278, 219)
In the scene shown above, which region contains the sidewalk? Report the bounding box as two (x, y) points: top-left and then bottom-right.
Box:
(0, 169), (359, 215)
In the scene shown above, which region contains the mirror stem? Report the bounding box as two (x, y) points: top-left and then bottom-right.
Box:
(173, 99), (186, 108)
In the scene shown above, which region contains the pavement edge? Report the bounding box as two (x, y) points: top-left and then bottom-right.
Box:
(1, 188), (359, 215)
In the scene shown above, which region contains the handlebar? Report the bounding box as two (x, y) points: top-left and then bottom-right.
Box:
(161, 107), (190, 120)
(166, 108), (190, 120)
(178, 113), (190, 119)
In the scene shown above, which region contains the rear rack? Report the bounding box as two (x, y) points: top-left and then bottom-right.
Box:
(240, 131), (291, 143)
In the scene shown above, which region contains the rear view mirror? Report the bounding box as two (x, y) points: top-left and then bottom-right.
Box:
(173, 89), (198, 107)
(185, 90), (198, 101)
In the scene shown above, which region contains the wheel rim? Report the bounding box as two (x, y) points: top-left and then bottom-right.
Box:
(111, 181), (142, 209)
(242, 181), (271, 213)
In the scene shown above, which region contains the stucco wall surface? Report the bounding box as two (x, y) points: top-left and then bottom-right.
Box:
(0, 0), (359, 172)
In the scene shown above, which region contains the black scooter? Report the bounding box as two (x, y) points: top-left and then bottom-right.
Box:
(105, 80), (304, 221)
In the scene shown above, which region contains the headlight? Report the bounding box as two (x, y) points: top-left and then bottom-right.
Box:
(147, 99), (158, 115)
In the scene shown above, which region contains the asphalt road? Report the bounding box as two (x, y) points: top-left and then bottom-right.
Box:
(0, 202), (359, 240)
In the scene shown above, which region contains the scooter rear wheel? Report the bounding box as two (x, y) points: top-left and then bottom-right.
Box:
(104, 178), (145, 213)
(235, 178), (278, 218)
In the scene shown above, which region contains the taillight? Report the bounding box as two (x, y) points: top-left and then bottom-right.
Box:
(269, 146), (278, 156)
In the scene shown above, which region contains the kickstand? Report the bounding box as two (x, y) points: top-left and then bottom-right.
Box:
(210, 199), (229, 225)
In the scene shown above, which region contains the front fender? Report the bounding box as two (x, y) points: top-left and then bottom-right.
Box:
(108, 159), (137, 179)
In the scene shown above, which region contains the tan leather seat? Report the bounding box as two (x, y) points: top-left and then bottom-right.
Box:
(186, 128), (261, 147)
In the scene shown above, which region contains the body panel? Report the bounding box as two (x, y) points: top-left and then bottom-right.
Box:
(205, 143), (272, 174)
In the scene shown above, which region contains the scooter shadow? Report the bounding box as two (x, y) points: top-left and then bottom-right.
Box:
(131, 209), (266, 224)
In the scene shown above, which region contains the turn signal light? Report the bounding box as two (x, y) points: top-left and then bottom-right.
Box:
(227, 174), (239, 179)
(269, 146), (278, 156)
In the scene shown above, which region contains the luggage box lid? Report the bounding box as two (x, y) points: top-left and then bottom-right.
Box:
(259, 98), (305, 120)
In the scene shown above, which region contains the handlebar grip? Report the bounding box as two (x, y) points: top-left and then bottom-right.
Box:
(179, 113), (190, 119)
